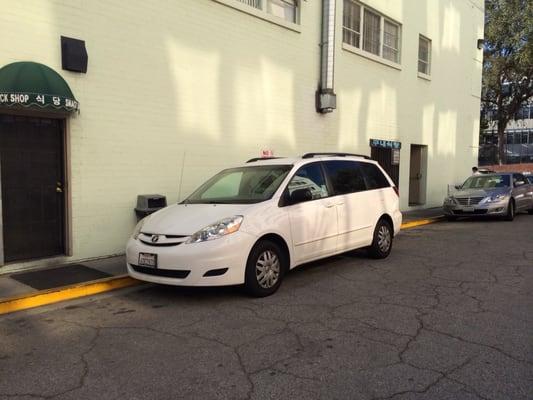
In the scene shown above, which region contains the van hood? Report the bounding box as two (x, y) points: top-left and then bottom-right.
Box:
(141, 203), (254, 236)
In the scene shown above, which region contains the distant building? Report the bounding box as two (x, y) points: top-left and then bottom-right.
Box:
(0, 0), (484, 271)
(479, 102), (533, 165)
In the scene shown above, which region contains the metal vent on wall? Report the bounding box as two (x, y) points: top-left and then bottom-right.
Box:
(61, 36), (88, 73)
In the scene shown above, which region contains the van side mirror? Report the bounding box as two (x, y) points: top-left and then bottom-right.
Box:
(288, 188), (313, 205)
(454, 184), (462, 190)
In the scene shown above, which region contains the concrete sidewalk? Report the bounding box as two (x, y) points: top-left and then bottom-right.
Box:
(0, 256), (127, 299)
(0, 207), (444, 314)
(402, 206), (444, 223)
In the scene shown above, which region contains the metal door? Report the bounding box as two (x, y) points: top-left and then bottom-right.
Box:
(0, 115), (65, 262)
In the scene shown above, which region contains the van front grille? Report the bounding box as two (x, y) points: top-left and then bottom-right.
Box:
(138, 233), (189, 247)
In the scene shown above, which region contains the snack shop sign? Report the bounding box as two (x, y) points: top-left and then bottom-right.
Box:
(0, 92), (79, 112)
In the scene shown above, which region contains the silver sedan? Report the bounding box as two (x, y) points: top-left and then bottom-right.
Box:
(443, 173), (533, 221)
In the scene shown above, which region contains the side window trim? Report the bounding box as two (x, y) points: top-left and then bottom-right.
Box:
(323, 160), (368, 196)
(360, 161), (392, 191)
(278, 161), (330, 207)
(320, 161), (337, 198)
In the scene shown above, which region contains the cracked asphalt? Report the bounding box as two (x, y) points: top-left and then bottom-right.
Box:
(1, 216), (532, 400)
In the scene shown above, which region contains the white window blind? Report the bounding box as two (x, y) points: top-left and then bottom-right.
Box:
(363, 9), (380, 56)
(343, 1), (402, 65)
(267, 0), (297, 23)
(383, 20), (399, 62)
(343, 0), (361, 48)
(418, 35), (431, 74)
(236, 0), (261, 9)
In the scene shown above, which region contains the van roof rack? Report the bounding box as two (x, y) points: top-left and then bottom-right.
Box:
(302, 152), (371, 160)
(246, 157), (283, 163)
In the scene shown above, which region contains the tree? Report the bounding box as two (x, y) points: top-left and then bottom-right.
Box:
(481, 0), (533, 164)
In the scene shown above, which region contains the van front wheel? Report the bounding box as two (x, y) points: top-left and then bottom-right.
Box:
(368, 219), (393, 259)
(244, 240), (286, 297)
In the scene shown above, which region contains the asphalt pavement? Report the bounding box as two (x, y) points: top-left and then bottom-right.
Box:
(1, 215), (532, 400)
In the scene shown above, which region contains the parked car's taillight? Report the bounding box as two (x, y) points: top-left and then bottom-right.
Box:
(393, 186), (399, 197)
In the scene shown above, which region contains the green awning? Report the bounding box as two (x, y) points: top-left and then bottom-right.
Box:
(0, 61), (79, 112)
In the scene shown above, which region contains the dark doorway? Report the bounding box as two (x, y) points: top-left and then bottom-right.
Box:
(0, 115), (66, 262)
(370, 147), (400, 188)
(408, 144), (428, 206)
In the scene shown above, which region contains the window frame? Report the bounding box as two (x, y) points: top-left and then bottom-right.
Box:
(265, 0), (298, 24)
(323, 160), (368, 196)
(279, 162), (331, 207)
(342, 0), (402, 68)
(418, 34), (432, 77)
(217, 0), (300, 27)
(382, 19), (400, 63)
(359, 162), (391, 190)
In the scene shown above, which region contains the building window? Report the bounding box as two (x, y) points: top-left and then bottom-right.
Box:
(343, 0), (361, 47)
(363, 9), (381, 55)
(267, 0), (297, 23)
(383, 20), (400, 62)
(418, 35), (431, 75)
(343, 1), (401, 64)
(237, 0), (261, 8)
(235, 0), (298, 23)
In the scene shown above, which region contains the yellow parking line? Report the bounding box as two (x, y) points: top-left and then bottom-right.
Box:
(401, 217), (444, 230)
(0, 275), (140, 315)
(0, 216), (443, 315)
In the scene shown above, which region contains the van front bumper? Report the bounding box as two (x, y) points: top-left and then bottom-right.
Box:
(126, 231), (257, 286)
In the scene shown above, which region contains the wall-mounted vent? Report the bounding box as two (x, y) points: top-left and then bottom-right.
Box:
(61, 36), (88, 73)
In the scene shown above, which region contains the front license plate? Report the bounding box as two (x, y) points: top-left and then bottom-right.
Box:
(138, 253), (157, 268)
(463, 206), (475, 212)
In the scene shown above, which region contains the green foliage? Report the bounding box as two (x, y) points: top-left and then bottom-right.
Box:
(481, 0), (533, 163)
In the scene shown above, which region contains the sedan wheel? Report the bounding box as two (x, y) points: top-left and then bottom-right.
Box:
(504, 200), (515, 221)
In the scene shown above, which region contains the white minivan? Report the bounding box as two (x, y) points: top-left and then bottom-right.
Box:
(126, 153), (402, 296)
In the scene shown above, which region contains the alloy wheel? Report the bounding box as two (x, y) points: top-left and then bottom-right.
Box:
(255, 250), (280, 289)
(377, 225), (391, 253)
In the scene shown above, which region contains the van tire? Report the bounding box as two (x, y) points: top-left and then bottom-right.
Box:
(244, 240), (286, 297)
(368, 219), (393, 259)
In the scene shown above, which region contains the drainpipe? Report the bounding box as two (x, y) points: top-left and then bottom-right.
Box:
(316, 0), (337, 113)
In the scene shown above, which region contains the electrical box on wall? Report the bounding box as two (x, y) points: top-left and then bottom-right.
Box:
(61, 36), (88, 73)
(316, 90), (337, 113)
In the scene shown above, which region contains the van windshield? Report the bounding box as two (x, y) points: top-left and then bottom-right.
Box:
(183, 165), (292, 204)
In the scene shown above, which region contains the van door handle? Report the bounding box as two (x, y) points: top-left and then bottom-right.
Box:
(336, 202), (344, 206)
(324, 203), (335, 208)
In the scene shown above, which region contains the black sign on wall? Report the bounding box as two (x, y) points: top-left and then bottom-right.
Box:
(369, 138), (401, 149)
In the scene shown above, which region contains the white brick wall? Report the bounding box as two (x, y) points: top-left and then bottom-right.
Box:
(0, 0), (483, 268)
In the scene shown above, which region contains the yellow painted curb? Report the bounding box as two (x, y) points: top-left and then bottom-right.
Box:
(401, 216), (444, 230)
(0, 275), (140, 315)
(0, 216), (443, 315)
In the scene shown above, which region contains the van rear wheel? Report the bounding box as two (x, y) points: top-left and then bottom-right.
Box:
(368, 219), (393, 259)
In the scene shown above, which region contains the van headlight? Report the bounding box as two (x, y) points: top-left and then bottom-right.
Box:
(132, 218), (147, 239)
(186, 216), (244, 244)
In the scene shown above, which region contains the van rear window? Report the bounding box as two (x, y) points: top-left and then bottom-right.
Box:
(360, 163), (390, 189)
